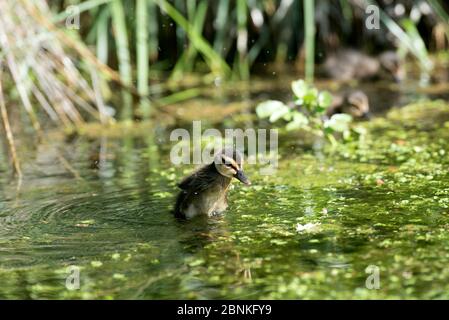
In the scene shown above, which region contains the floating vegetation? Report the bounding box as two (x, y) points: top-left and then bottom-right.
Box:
(0, 99), (448, 299)
(256, 79), (355, 145)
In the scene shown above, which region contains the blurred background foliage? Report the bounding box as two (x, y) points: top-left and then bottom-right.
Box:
(53, 0), (448, 115)
(1, 0), (448, 125)
(50, 0), (449, 75)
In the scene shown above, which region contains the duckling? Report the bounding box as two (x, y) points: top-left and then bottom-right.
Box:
(326, 90), (371, 119)
(322, 49), (404, 82)
(174, 149), (251, 219)
(378, 51), (405, 83)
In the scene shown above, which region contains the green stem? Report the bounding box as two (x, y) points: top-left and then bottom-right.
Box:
(304, 0), (315, 83)
(136, 0), (151, 117)
(110, 0), (133, 119)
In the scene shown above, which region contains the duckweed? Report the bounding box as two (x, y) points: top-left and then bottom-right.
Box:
(0, 100), (449, 298)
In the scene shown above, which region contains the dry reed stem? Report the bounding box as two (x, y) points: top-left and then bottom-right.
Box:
(0, 70), (23, 184)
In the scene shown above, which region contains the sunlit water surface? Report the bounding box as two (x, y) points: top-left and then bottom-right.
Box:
(1, 79), (449, 299)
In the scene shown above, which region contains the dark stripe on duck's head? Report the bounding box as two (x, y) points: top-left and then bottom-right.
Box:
(214, 148), (243, 167)
(213, 149), (250, 184)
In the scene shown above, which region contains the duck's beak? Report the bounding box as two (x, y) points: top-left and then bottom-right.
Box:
(393, 75), (402, 83)
(235, 170), (251, 185)
(361, 111), (372, 120)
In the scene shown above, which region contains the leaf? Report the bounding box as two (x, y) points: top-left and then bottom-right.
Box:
(256, 100), (288, 119)
(318, 91), (333, 109)
(282, 112), (293, 121)
(294, 98), (303, 106)
(291, 79), (308, 98)
(286, 111), (309, 131)
(91, 261), (103, 268)
(303, 88), (318, 105)
(296, 222), (321, 233)
(325, 114), (352, 132)
(269, 104), (290, 122)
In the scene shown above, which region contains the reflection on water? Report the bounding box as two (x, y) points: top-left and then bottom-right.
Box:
(1, 79), (449, 299)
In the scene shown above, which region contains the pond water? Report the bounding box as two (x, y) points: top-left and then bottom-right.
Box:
(0, 78), (449, 299)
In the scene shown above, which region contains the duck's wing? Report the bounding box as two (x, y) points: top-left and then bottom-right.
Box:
(174, 166), (216, 218)
(177, 173), (196, 190)
(177, 164), (217, 193)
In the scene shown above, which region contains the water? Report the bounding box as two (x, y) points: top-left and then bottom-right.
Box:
(1, 81), (449, 299)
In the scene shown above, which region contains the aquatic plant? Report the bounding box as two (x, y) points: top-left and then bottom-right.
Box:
(304, 0), (315, 82)
(48, 0), (446, 107)
(256, 79), (352, 145)
(0, 0), (115, 180)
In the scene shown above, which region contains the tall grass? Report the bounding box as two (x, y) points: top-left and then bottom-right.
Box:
(0, 0), (110, 181)
(110, 0), (133, 119)
(136, 0), (151, 117)
(304, 0), (315, 83)
(363, 0), (434, 75)
(157, 0), (231, 77)
(3, 0), (447, 125)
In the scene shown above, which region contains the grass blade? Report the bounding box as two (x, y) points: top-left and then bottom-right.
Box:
(136, 0), (151, 117)
(110, 0), (133, 119)
(236, 0), (249, 79)
(156, 0), (231, 77)
(304, 0), (315, 82)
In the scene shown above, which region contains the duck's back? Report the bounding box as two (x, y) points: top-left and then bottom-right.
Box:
(322, 49), (379, 81)
(174, 164), (229, 219)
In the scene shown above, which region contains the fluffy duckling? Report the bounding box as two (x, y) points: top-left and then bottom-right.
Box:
(378, 51), (405, 83)
(326, 90), (371, 119)
(174, 149), (251, 219)
(322, 49), (404, 82)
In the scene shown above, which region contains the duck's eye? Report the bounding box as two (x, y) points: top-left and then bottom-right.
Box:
(225, 163), (232, 167)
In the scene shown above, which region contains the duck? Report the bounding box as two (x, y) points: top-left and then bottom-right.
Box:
(174, 149), (251, 219)
(326, 90), (371, 119)
(322, 49), (404, 83)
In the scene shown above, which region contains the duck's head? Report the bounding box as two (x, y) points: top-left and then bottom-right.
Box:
(342, 90), (371, 119)
(214, 149), (251, 185)
(379, 51), (405, 83)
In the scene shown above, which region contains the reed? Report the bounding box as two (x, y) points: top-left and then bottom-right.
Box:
(362, 0), (434, 74)
(235, 0), (249, 80)
(1, 0), (446, 130)
(136, 0), (151, 117)
(304, 0), (315, 83)
(170, 0), (209, 81)
(111, 0), (133, 119)
(156, 0), (231, 78)
(47, 0), (447, 90)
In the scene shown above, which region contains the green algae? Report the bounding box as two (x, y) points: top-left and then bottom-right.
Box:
(0, 99), (448, 299)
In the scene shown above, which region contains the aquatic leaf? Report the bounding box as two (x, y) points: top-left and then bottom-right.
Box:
(325, 114), (352, 132)
(296, 222), (321, 233)
(318, 91), (333, 109)
(153, 191), (172, 198)
(303, 88), (318, 105)
(91, 261), (103, 268)
(188, 259), (205, 267)
(270, 239), (288, 246)
(111, 253), (120, 260)
(291, 80), (308, 98)
(286, 112), (309, 131)
(269, 104), (290, 123)
(113, 273), (127, 280)
(80, 219), (95, 225)
(256, 100), (288, 119)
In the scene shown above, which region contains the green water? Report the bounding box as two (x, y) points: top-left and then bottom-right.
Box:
(0, 100), (448, 299)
